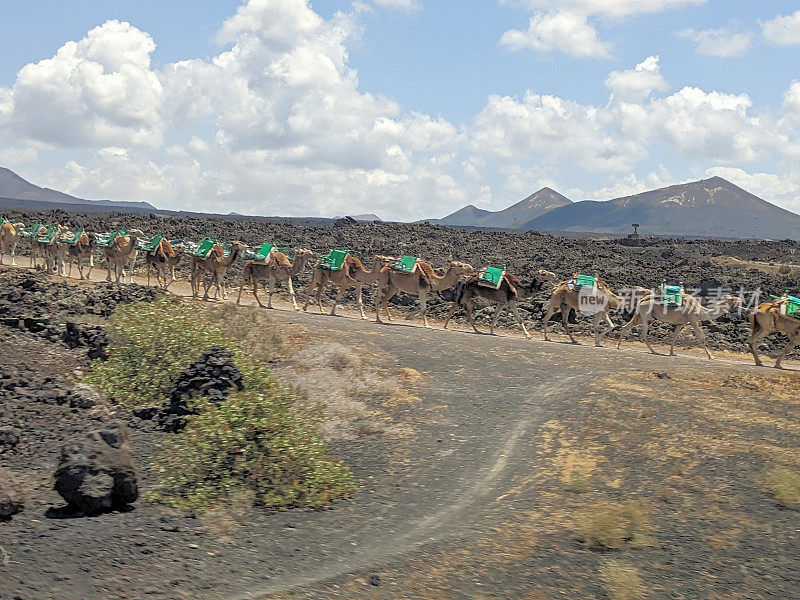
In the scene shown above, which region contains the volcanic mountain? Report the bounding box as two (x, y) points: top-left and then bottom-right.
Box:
(434, 187), (572, 228)
(523, 177), (800, 239)
(0, 167), (156, 210)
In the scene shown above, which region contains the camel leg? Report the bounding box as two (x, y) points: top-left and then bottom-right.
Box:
(490, 303), (505, 335)
(330, 286), (344, 316)
(0, 245), (4, 265)
(773, 333), (800, 369)
(669, 324), (686, 356)
(267, 276), (275, 309)
(595, 311), (614, 347)
(562, 303), (578, 344)
(302, 282), (316, 312)
(356, 285), (366, 319)
(465, 299), (482, 334)
(236, 274), (246, 305)
(11, 242), (17, 266)
(443, 300), (460, 329)
(616, 313), (638, 349)
(542, 306), (556, 341)
(252, 277), (266, 308)
(376, 285), (396, 324)
(509, 301), (531, 339)
(287, 277), (299, 311)
(747, 320), (769, 367)
(640, 315), (659, 355)
(689, 319), (712, 359)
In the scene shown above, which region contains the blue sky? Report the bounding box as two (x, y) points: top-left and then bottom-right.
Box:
(1, 1), (799, 219)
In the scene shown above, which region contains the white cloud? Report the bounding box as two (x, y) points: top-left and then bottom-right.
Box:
(372, 0), (421, 11)
(678, 25), (753, 57)
(705, 167), (800, 212)
(502, 0), (706, 19)
(783, 81), (800, 124)
(605, 55), (669, 101)
(500, 11), (611, 58)
(499, 0), (705, 58)
(4, 20), (163, 149)
(762, 10), (800, 46)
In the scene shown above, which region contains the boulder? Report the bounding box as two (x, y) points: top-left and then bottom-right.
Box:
(0, 426), (21, 449)
(66, 383), (107, 409)
(53, 421), (138, 515)
(0, 474), (24, 520)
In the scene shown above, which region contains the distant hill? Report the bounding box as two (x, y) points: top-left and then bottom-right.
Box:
(522, 177), (800, 239)
(434, 188), (572, 228)
(0, 167), (156, 210)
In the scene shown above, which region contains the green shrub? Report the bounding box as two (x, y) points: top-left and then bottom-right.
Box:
(84, 296), (231, 407)
(150, 382), (356, 510)
(575, 501), (651, 550)
(87, 297), (355, 511)
(765, 467), (800, 507)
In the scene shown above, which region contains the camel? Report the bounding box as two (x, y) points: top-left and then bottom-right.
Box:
(542, 279), (650, 347)
(26, 224), (45, 269)
(102, 229), (144, 283)
(375, 260), (474, 328)
(63, 232), (94, 280)
(0, 220), (24, 266)
(443, 269), (558, 338)
(303, 254), (394, 318)
(145, 239), (183, 289)
(747, 299), (800, 368)
(39, 226), (69, 276)
(191, 242), (246, 301)
(616, 292), (740, 359)
(236, 249), (314, 310)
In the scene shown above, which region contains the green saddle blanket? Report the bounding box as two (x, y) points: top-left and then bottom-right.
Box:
(136, 235), (164, 252)
(477, 266), (505, 289)
(58, 230), (84, 245)
(94, 230), (127, 248)
(35, 225), (60, 244)
(772, 294), (800, 317)
(319, 249), (351, 271)
(244, 242), (275, 262)
(659, 283), (683, 307)
(20, 223), (41, 239)
(391, 255), (418, 273)
(191, 238), (218, 258)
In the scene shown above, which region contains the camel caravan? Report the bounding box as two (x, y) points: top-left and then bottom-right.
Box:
(2, 217), (800, 367)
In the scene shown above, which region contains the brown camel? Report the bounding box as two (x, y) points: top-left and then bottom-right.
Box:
(64, 232), (94, 279)
(542, 279), (650, 347)
(375, 260), (474, 328)
(443, 269), (558, 338)
(0, 220), (25, 266)
(103, 229), (144, 283)
(236, 249), (314, 309)
(303, 254), (394, 318)
(748, 299), (800, 368)
(191, 242), (246, 301)
(146, 239), (183, 289)
(616, 292), (740, 359)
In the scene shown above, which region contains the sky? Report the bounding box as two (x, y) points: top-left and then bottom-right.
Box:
(1, 0), (799, 220)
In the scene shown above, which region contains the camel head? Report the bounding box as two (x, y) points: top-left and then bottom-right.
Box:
(294, 248), (315, 265)
(536, 269), (558, 285)
(127, 228), (145, 240)
(447, 261), (474, 279)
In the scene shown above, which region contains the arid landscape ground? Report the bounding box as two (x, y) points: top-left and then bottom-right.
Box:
(1, 212), (799, 599)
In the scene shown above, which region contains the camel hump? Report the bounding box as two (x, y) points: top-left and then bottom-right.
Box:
(78, 233), (90, 245)
(160, 239), (176, 258)
(0, 221), (13, 234)
(210, 245), (225, 260)
(503, 273), (522, 295)
(270, 251), (292, 268)
(415, 261), (436, 285)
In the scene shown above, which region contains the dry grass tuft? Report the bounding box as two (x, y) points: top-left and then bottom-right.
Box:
(564, 470), (591, 494)
(574, 501), (651, 550)
(279, 342), (411, 440)
(599, 560), (646, 600)
(765, 467), (800, 507)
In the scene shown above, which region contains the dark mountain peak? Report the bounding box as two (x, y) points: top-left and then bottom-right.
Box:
(523, 177), (800, 238)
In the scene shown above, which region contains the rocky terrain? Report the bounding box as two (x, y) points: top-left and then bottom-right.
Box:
(5, 207), (800, 355)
